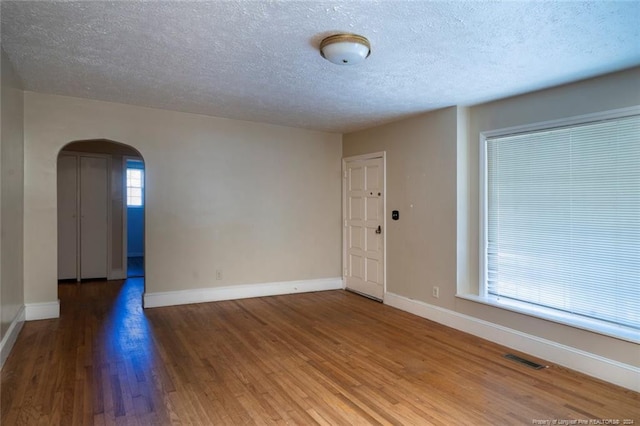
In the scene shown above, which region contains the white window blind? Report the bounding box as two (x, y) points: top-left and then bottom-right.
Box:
(485, 114), (639, 332)
(127, 168), (144, 207)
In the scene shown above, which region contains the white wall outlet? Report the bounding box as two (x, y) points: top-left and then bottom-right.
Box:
(216, 269), (223, 280)
(432, 286), (440, 298)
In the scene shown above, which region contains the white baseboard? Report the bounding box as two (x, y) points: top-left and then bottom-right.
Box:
(25, 300), (60, 321)
(0, 306), (25, 370)
(384, 292), (640, 392)
(144, 277), (344, 308)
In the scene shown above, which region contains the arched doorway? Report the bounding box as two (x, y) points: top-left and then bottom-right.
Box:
(56, 139), (145, 288)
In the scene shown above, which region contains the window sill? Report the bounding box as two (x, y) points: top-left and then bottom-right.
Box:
(456, 293), (640, 344)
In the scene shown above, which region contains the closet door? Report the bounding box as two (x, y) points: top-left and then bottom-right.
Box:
(57, 154), (79, 280)
(80, 156), (109, 279)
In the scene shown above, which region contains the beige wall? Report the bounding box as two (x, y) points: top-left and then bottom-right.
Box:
(24, 92), (342, 304)
(1, 48), (25, 340)
(343, 107), (459, 304)
(343, 67), (640, 368)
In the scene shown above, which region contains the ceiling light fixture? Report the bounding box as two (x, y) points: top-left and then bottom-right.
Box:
(320, 33), (371, 65)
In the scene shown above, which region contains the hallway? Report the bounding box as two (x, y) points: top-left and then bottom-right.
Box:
(127, 256), (144, 278)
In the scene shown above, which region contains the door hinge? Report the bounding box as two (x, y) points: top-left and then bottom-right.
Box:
(343, 170), (347, 179)
(344, 219), (348, 227)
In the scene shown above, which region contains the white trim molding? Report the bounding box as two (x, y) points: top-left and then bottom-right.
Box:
(385, 292), (640, 392)
(25, 300), (60, 321)
(0, 306), (26, 370)
(144, 277), (344, 308)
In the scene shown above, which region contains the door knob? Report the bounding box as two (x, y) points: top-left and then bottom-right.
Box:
(375, 225), (382, 234)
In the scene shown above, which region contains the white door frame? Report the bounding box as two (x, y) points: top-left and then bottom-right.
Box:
(57, 153), (80, 280)
(342, 151), (387, 300)
(122, 156), (130, 278)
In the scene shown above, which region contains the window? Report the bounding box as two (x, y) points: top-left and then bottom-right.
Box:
(126, 168), (144, 207)
(481, 111), (639, 341)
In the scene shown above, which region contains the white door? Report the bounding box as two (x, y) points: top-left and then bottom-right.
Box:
(80, 156), (109, 279)
(57, 154), (79, 280)
(344, 155), (385, 300)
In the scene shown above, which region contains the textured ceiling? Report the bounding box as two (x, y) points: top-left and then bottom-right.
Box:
(2, 1), (639, 133)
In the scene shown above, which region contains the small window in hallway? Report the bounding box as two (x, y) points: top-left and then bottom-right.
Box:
(126, 168), (144, 207)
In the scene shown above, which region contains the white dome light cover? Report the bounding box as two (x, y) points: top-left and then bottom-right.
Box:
(320, 34), (371, 65)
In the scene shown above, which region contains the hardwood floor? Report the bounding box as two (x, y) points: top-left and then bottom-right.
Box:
(2, 279), (638, 425)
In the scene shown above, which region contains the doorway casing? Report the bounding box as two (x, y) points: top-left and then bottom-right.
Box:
(56, 140), (145, 288)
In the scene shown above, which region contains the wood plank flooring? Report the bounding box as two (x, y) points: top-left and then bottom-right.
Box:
(2, 278), (638, 425)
